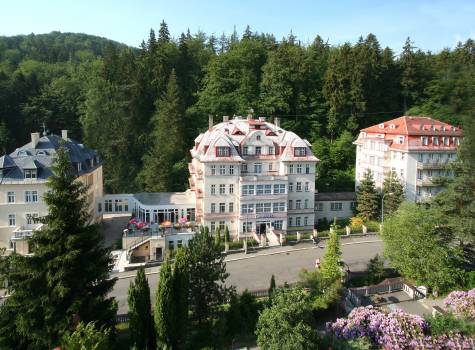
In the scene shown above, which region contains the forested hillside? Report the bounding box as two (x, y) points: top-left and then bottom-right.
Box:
(0, 25), (473, 193)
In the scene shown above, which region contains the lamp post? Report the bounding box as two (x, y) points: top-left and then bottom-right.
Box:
(381, 192), (393, 224)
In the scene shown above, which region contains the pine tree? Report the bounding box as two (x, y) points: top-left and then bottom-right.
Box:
(382, 170), (405, 217)
(172, 248), (189, 350)
(154, 258), (175, 349)
(140, 69), (187, 192)
(128, 267), (155, 350)
(0, 144), (116, 349)
(268, 274), (276, 295)
(356, 169), (380, 221)
(158, 20), (170, 45)
(224, 226), (230, 243)
(214, 226), (221, 246)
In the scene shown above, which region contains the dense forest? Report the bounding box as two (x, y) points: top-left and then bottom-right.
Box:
(0, 26), (473, 193)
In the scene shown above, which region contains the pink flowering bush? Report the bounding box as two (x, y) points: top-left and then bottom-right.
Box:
(327, 306), (474, 349)
(444, 288), (475, 320)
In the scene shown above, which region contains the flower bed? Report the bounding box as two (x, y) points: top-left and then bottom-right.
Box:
(444, 289), (475, 320)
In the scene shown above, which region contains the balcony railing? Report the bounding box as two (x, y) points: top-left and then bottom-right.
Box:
(416, 161), (450, 169)
(416, 178), (438, 186)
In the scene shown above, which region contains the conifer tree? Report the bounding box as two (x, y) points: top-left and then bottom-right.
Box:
(214, 226), (221, 246)
(158, 20), (170, 45)
(382, 170), (405, 217)
(224, 226), (230, 243)
(320, 231), (343, 284)
(0, 144), (116, 349)
(172, 248), (189, 350)
(154, 258), (175, 349)
(128, 267), (155, 350)
(356, 169), (380, 221)
(268, 274), (276, 295)
(140, 69), (187, 192)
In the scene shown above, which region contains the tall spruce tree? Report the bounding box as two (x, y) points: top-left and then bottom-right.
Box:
(356, 169), (380, 221)
(320, 231), (343, 284)
(214, 226), (221, 246)
(154, 258), (175, 349)
(140, 69), (187, 192)
(172, 248), (189, 350)
(128, 267), (155, 350)
(382, 170), (405, 217)
(0, 144), (116, 349)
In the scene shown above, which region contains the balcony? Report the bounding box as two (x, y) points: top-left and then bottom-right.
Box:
(239, 172), (288, 182)
(416, 161), (449, 169)
(11, 224), (44, 240)
(416, 178), (438, 186)
(288, 208), (314, 214)
(240, 193), (288, 201)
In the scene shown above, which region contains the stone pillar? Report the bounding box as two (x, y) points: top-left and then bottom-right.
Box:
(280, 233), (285, 246)
(362, 224), (368, 234)
(296, 231), (301, 242)
(224, 242), (229, 253)
(346, 226), (351, 236)
(313, 228), (318, 238)
(243, 239), (248, 254)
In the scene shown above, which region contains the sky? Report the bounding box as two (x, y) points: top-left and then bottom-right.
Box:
(1, 0), (473, 52)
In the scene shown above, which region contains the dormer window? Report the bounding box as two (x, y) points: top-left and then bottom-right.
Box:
(294, 147), (307, 156)
(18, 150), (29, 157)
(432, 137), (439, 146)
(396, 136), (404, 144)
(454, 137), (460, 146)
(216, 147), (230, 157)
(421, 136), (428, 146)
(36, 150), (47, 156)
(24, 169), (37, 179)
(443, 137), (449, 146)
(389, 124), (396, 129)
(378, 123), (384, 129)
(256, 135), (261, 141)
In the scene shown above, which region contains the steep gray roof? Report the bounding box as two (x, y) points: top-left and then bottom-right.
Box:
(0, 134), (101, 183)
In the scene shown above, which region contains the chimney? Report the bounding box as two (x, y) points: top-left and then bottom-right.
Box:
(223, 115), (229, 122)
(274, 117), (280, 128)
(61, 130), (68, 141)
(208, 115), (214, 129)
(247, 108), (254, 120)
(31, 132), (40, 148)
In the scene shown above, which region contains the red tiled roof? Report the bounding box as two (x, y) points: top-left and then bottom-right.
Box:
(361, 116), (461, 136)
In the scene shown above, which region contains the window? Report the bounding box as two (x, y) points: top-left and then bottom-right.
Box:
(304, 217), (308, 226)
(296, 200), (302, 209)
(210, 222), (216, 232)
(455, 137), (460, 146)
(25, 213), (38, 225)
(304, 182), (309, 192)
(297, 164), (302, 174)
(105, 199), (112, 212)
(211, 203), (216, 213)
(242, 185), (254, 196)
(219, 221), (226, 230)
(24, 169), (37, 179)
(316, 203), (323, 211)
(268, 163), (273, 171)
(242, 221), (252, 232)
(288, 200), (293, 210)
(296, 182), (302, 192)
(219, 184), (226, 194)
(177, 240), (183, 248)
(229, 184), (234, 194)
(304, 199), (309, 209)
(254, 163), (262, 174)
(433, 137), (439, 146)
(294, 147), (306, 156)
(421, 136), (429, 146)
(288, 217), (293, 227)
(211, 184), (216, 194)
(418, 153), (423, 162)
(273, 220), (283, 230)
(274, 184), (285, 194)
(211, 165), (216, 175)
(273, 202), (285, 212)
(219, 165), (226, 175)
(330, 202), (343, 211)
(289, 164), (294, 174)
(256, 203), (264, 213)
(77, 162), (82, 172)
(350, 202), (357, 210)
(264, 184), (272, 194)
(417, 187), (421, 196)
(256, 135), (261, 141)
(25, 191), (38, 203)
(7, 191), (15, 203)
(370, 156), (375, 165)
(268, 146), (274, 155)
(295, 217), (301, 226)
(397, 136), (404, 144)
(8, 214), (16, 226)
(255, 146), (261, 155)
(216, 147), (230, 157)
(256, 185), (264, 195)
(243, 146), (248, 155)
(241, 204), (254, 214)
(241, 163), (248, 173)
(417, 170), (422, 180)
(305, 164), (310, 174)
(289, 183), (293, 192)
(229, 165), (235, 175)
(229, 202), (234, 213)
(98, 202), (102, 212)
(219, 203), (225, 213)
(443, 137), (449, 146)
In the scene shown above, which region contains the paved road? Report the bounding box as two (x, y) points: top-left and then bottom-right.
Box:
(110, 237), (384, 313)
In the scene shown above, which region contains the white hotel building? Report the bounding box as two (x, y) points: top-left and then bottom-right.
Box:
(188, 115), (318, 240)
(354, 116), (462, 202)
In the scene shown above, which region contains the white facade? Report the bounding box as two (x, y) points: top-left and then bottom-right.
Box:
(354, 116), (461, 202)
(189, 115), (318, 239)
(314, 192), (357, 223)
